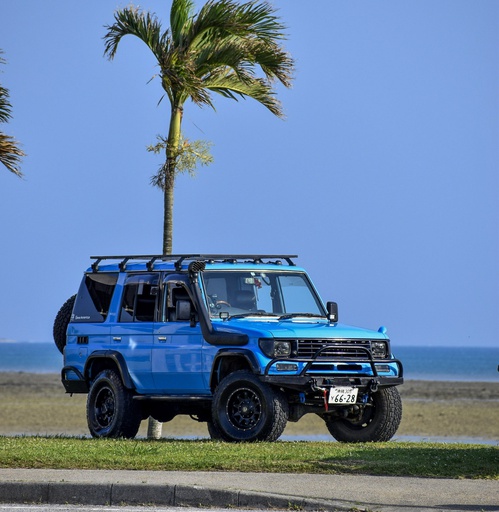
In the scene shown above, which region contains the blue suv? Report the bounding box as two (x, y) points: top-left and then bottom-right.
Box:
(54, 254), (403, 442)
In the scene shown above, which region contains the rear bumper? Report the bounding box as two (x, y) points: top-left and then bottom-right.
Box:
(61, 366), (89, 394)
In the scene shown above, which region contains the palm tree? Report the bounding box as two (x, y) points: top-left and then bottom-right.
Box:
(0, 51), (25, 177)
(104, 0), (294, 254)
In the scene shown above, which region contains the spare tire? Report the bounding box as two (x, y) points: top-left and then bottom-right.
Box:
(53, 295), (76, 354)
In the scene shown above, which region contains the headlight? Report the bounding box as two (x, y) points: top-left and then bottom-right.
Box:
(371, 341), (388, 359)
(259, 338), (292, 358)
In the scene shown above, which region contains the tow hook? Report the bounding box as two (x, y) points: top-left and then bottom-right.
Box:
(369, 379), (379, 393)
(312, 381), (329, 412)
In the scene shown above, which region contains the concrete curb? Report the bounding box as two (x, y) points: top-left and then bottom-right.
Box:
(0, 481), (354, 511)
(2, 470), (498, 512)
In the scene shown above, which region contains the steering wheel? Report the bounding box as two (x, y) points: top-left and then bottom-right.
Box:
(215, 300), (231, 307)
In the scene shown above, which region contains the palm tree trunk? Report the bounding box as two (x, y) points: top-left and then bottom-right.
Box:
(162, 104), (183, 255)
(146, 417), (163, 439)
(162, 185), (174, 255)
(149, 104), (184, 439)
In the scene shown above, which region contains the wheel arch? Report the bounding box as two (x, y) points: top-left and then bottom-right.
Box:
(210, 349), (260, 391)
(84, 351), (135, 390)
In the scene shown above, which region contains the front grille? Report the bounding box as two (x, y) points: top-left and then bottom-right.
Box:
(296, 339), (372, 359)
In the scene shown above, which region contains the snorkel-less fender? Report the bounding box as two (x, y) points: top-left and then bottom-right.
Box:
(188, 261), (248, 346)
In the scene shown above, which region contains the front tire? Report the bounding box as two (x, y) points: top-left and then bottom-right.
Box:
(87, 369), (141, 439)
(211, 370), (288, 442)
(207, 421), (224, 441)
(324, 386), (402, 442)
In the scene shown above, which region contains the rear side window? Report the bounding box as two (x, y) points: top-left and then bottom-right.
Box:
(119, 274), (159, 322)
(72, 273), (118, 322)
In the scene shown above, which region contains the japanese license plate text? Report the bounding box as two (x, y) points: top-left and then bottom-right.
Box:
(328, 386), (358, 404)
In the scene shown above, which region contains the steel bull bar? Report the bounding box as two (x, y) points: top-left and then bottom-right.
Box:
(263, 344), (404, 388)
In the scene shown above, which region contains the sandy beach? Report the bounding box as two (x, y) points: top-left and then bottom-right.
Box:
(0, 372), (498, 441)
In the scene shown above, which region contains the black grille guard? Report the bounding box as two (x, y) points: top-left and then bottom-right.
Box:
(264, 344), (404, 379)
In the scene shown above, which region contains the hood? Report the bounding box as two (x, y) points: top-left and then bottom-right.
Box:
(211, 317), (388, 340)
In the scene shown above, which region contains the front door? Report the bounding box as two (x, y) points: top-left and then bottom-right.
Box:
(152, 276), (206, 394)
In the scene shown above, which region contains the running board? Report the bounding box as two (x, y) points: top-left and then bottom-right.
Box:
(133, 395), (212, 402)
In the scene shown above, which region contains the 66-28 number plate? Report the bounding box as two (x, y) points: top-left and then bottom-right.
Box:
(328, 386), (358, 404)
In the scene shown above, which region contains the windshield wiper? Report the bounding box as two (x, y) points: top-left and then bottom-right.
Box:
(228, 312), (280, 320)
(278, 313), (325, 321)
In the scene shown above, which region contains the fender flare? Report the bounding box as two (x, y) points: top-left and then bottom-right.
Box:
(84, 350), (135, 390)
(210, 348), (261, 390)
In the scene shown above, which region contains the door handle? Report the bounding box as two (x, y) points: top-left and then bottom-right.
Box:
(113, 337), (122, 342)
(158, 336), (167, 342)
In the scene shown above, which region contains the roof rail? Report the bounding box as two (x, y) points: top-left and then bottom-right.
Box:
(90, 254), (297, 272)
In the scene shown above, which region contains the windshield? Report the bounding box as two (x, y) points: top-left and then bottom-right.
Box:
(201, 270), (325, 319)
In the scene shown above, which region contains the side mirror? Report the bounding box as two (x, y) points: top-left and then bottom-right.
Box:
(176, 300), (192, 321)
(326, 301), (338, 323)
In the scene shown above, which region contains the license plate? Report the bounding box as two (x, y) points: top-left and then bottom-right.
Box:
(328, 386), (358, 405)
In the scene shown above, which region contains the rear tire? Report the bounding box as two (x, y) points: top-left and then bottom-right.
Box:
(324, 387), (402, 442)
(211, 370), (288, 442)
(53, 295), (76, 354)
(87, 369), (141, 439)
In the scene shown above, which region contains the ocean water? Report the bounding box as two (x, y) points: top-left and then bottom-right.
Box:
(0, 341), (498, 382)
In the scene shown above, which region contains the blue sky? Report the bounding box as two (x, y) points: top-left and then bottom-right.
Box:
(1, 1), (497, 348)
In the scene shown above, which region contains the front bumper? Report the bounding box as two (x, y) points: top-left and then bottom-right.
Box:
(261, 344), (404, 392)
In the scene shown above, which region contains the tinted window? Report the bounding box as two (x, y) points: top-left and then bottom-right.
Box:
(72, 273), (118, 322)
(162, 281), (193, 322)
(119, 274), (159, 322)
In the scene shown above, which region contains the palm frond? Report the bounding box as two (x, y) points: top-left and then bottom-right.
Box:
(187, 1), (294, 89)
(204, 70), (283, 117)
(0, 86), (12, 123)
(0, 132), (25, 177)
(104, 1), (294, 115)
(191, 0), (236, 43)
(0, 52), (13, 124)
(231, 0), (288, 41)
(191, 0), (287, 47)
(103, 7), (165, 62)
(195, 37), (249, 78)
(194, 35), (293, 89)
(245, 39), (294, 87)
(170, 0), (195, 47)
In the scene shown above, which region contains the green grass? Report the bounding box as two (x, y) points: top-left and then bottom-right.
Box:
(1, 437), (497, 479)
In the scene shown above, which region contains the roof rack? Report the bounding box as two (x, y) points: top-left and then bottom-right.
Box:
(90, 254), (297, 272)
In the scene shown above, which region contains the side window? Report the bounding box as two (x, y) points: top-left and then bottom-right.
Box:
(72, 273), (118, 323)
(163, 282), (193, 322)
(119, 274), (159, 322)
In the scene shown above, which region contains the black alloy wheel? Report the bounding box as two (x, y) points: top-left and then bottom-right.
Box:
(211, 370), (288, 442)
(86, 369), (141, 439)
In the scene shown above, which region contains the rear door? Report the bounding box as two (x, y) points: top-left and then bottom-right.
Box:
(111, 273), (158, 392)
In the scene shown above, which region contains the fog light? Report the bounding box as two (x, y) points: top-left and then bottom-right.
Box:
(276, 363), (298, 372)
(375, 365), (392, 373)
